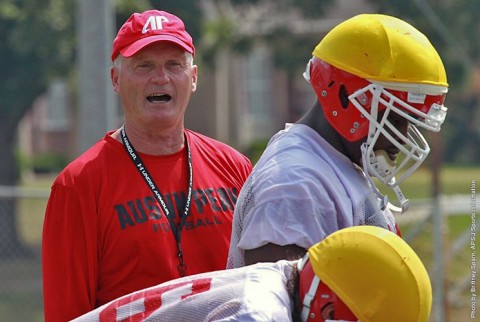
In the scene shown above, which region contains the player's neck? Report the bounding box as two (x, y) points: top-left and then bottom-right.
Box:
(112, 123), (185, 155)
(297, 101), (349, 157)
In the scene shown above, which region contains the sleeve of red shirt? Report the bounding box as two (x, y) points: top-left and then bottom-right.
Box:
(42, 173), (99, 322)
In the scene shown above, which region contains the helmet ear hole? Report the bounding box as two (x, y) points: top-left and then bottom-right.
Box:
(321, 302), (335, 319)
(339, 84), (349, 109)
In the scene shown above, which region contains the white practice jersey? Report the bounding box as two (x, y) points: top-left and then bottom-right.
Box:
(227, 123), (398, 268)
(71, 261), (295, 322)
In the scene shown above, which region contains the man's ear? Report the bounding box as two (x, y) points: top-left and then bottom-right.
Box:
(320, 302), (335, 320)
(339, 84), (349, 109)
(191, 65), (198, 92)
(111, 66), (120, 93)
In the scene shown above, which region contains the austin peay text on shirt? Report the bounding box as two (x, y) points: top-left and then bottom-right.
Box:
(113, 186), (240, 233)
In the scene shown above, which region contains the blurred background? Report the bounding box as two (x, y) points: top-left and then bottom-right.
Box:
(0, 0), (478, 321)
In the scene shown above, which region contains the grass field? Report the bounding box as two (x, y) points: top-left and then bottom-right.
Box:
(377, 165), (478, 199)
(2, 166), (478, 321)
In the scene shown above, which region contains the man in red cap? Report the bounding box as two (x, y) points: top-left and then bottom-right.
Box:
(42, 9), (252, 322)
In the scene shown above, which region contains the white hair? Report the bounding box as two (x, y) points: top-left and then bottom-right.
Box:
(112, 51), (194, 70)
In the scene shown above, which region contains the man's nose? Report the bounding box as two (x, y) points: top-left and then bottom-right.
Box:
(151, 66), (168, 84)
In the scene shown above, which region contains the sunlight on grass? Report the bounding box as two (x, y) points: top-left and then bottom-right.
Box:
(377, 165), (479, 200)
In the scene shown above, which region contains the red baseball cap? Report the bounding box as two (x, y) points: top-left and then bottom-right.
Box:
(111, 10), (195, 61)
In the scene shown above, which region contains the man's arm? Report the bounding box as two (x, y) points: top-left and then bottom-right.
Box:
(244, 243), (307, 265)
(43, 182), (98, 322)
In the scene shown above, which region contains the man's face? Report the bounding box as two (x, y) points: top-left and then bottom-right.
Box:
(343, 110), (410, 167)
(111, 41), (197, 131)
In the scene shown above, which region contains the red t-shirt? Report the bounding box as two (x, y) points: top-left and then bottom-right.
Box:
(42, 130), (252, 322)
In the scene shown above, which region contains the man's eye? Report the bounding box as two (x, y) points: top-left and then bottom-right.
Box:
(133, 61), (153, 69)
(167, 61), (182, 67)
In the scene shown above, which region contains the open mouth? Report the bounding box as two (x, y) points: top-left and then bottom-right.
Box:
(147, 93), (171, 103)
(386, 148), (400, 161)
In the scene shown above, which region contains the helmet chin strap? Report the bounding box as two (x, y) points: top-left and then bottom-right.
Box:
(301, 275), (321, 321)
(361, 145), (409, 215)
(390, 184), (409, 215)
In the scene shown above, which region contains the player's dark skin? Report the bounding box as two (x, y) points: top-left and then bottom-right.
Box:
(244, 100), (409, 265)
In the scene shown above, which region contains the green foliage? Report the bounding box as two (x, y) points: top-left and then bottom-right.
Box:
(230, 0), (332, 18)
(246, 138), (269, 164)
(15, 149), (68, 174)
(365, 0), (474, 90)
(264, 27), (317, 77)
(21, 153), (68, 173)
(377, 166), (479, 200)
(114, 0), (202, 41)
(203, 17), (236, 49)
(14, 149), (29, 174)
(0, 0), (75, 130)
(30, 153), (69, 174)
(180, 0), (335, 73)
(365, 0), (480, 165)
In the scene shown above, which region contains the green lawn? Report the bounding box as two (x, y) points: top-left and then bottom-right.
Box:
(377, 165), (479, 200)
(17, 175), (53, 247)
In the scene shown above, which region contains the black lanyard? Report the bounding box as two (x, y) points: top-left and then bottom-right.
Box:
(120, 125), (193, 276)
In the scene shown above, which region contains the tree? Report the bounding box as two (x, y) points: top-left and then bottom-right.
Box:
(195, 0), (335, 131)
(365, 0), (480, 165)
(0, 0), (76, 257)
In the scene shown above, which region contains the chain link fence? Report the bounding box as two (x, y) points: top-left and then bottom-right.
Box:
(0, 185), (49, 322)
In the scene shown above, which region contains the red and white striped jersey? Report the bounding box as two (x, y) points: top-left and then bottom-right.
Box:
(71, 261), (296, 322)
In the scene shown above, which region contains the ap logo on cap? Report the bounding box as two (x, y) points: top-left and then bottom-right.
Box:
(143, 16), (169, 34)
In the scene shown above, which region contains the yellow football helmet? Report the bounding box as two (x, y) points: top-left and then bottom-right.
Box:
(303, 14), (449, 213)
(305, 226), (432, 322)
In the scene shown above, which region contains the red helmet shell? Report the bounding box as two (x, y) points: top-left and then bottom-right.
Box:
(308, 57), (447, 142)
(298, 259), (357, 321)
(309, 57), (372, 142)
